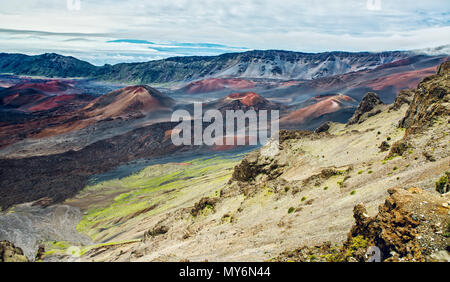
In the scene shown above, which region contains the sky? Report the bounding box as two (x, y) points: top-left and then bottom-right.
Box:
(0, 0), (449, 65)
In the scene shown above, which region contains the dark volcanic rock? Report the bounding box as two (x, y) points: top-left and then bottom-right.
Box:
(314, 122), (331, 133)
(0, 240), (28, 262)
(190, 197), (219, 217)
(378, 141), (390, 152)
(347, 92), (384, 125)
(144, 225), (169, 240)
(0, 121), (188, 209)
(390, 89), (415, 111)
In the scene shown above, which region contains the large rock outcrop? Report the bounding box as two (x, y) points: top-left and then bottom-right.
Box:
(390, 89), (415, 111)
(399, 61), (449, 134)
(273, 187), (450, 262)
(0, 241), (28, 262)
(346, 92), (384, 125)
(346, 187), (449, 262)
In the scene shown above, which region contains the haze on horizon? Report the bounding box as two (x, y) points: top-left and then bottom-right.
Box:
(0, 0), (449, 65)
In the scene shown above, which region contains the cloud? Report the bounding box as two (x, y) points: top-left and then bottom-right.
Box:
(0, 0), (448, 64)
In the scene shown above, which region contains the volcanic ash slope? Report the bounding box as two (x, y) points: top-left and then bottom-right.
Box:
(46, 62), (449, 262)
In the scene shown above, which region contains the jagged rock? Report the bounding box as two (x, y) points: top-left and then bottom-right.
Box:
(302, 167), (350, 187)
(346, 188), (449, 262)
(273, 188), (450, 262)
(232, 149), (285, 182)
(0, 241), (29, 262)
(423, 151), (436, 162)
(35, 244), (45, 261)
(347, 92), (383, 125)
(190, 197), (218, 216)
(386, 140), (409, 158)
(279, 130), (315, 142)
(390, 89), (415, 111)
(378, 141), (390, 152)
(144, 225), (169, 240)
(399, 61), (449, 134)
(314, 122), (331, 133)
(438, 60), (450, 75)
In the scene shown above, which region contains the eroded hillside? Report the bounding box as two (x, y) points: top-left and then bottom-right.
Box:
(5, 61), (449, 262)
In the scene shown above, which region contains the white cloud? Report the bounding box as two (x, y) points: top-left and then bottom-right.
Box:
(0, 0), (448, 64)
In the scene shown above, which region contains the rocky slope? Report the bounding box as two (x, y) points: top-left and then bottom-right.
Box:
(0, 85), (174, 150)
(0, 80), (93, 113)
(274, 187), (449, 262)
(0, 50), (418, 83)
(346, 92), (383, 125)
(1, 61), (448, 263)
(0, 53), (98, 78)
(24, 61), (447, 262)
(0, 121), (189, 209)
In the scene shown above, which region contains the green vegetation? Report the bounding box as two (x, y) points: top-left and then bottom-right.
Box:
(350, 190), (356, 195)
(323, 186), (329, 190)
(322, 235), (371, 262)
(435, 172), (449, 194)
(301, 196), (307, 202)
(288, 207), (295, 214)
(75, 154), (242, 241)
(443, 222), (450, 238)
(358, 170), (363, 175)
(368, 170), (373, 174)
(221, 213), (235, 224)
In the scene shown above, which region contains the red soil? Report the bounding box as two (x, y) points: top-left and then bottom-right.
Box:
(363, 66), (437, 92)
(13, 80), (75, 93)
(34, 86), (173, 138)
(225, 92), (265, 106)
(182, 78), (255, 94)
(28, 94), (78, 112)
(280, 94), (353, 125)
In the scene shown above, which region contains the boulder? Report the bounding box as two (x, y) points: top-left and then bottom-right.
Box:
(0, 241), (28, 262)
(347, 92), (383, 125)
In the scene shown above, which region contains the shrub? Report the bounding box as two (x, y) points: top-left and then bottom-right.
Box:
(435, 173), (449, 194)
(288, 207), (295, 214)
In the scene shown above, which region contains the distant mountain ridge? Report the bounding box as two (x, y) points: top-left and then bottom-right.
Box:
(0, 49), (426, 83)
